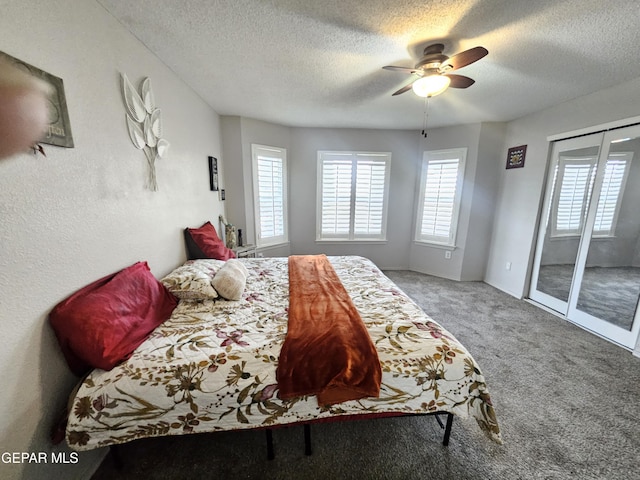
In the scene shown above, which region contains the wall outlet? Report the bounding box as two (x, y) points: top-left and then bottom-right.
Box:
(445, 250), (452, 259)
(506, 261), (512, 270)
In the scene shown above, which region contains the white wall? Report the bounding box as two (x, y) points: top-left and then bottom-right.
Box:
(485, 76), (640, 299)
(483, 78), (640, 356)
(462, 122), (507, 280)
(408, 123), (505, 281)
(0, 1), (225, 479)
(220, 116), (291, 257)
(220, 116), (245, 239)
(223, 121), (504, 275)
(289, 127), (419, 270)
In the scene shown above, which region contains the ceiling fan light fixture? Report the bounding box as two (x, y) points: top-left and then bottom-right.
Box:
(412, 75), (451, 97)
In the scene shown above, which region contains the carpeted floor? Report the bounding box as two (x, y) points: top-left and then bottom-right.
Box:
(537, 265), (640, 329)
(91, 270), (640, 480)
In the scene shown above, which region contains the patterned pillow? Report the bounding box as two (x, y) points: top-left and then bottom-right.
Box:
(161, 260), (225, 300)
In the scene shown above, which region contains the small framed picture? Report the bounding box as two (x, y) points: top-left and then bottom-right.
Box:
(506, 145), (527, 169)
(208, 156), (219, 191)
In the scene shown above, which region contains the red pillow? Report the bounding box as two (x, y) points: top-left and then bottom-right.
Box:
(186, 221), (236, 260)
(49, 261), (178, 376)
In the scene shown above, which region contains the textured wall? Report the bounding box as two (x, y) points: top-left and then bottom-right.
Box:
(0, 1), (225, 478)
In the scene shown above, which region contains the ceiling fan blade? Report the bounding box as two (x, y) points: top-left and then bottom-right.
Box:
(383, 65), (418, 74)
(441, 46), (488, 72)
(392, 82), (415, 96)
(446, 74), (475, 89)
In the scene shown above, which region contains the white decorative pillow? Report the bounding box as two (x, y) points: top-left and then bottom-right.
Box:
(161, 260), (224, 300)
(211, 259), (249, 300)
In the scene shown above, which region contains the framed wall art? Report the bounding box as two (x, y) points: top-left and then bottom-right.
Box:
(506, 145), (527, 169)
(208, 156), (219, 191)
(0, 50), (74, 148)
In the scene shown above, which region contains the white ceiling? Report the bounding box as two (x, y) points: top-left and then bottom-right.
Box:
(97, 0), (640, 130)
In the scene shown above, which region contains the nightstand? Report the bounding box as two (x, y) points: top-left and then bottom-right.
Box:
(233, 245), (256, 258)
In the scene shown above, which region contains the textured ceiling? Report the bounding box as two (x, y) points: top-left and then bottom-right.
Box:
(97, 0), (640, 130)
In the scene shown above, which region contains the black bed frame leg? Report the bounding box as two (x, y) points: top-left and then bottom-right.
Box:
(442, 413), (454, 446)
(110, 445), (124, 470)
(304, 424), (312, 455)
(266, 429), (275, 460)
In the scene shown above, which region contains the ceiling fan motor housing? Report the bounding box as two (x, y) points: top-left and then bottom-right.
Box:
(415, 43), (449, 70)
(415, 53), (448, 71)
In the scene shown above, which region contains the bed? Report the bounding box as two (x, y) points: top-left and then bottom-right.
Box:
(60, 255), (502, 453)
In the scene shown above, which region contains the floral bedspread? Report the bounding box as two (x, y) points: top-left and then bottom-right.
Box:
(65, 256), (501, 450)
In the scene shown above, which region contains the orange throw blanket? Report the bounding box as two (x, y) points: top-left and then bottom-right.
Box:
(277, 255), (381, 405)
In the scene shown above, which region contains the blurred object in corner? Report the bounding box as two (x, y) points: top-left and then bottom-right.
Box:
(0, 57), (52, 160)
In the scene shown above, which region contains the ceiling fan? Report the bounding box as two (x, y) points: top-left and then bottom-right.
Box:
(383, 43), (488, 97)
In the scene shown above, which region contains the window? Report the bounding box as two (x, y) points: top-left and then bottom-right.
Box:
(415, 148), (467, 246)
(550, 152), (631, 238)
(550, 156), (597, 237)
(592, 153), (631, 236)
(252, 144), (287, 247)
(317, 151), (391, 241)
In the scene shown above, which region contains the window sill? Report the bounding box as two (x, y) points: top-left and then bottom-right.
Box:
(549, 234), (580, 240)
(256, 241), (290, 251)
(413, 240), (456, 250)
(315, 239), (388, 245)
(550, 234), (616, 241)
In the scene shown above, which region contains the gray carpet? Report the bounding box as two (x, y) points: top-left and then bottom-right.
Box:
(91, 271), (640, 480)
(537, 265), (640, 329)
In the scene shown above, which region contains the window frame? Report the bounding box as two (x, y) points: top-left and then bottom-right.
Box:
(549, 155), (597, 238)
(316, 150), (391, 242)
(251, 144), (288, 248)
(414, 147), (467, 247)
(549, 152), (631, 239)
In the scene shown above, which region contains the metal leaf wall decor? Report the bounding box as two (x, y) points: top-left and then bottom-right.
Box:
(121, 74), (170, 190)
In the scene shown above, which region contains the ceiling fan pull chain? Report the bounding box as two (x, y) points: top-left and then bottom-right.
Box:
(422, 97), (429, 138)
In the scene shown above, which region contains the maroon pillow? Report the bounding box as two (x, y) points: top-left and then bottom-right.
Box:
(186, 221), (236, 260)
(49, 261), (178, 376)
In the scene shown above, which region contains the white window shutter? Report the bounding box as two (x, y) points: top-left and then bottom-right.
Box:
(252, 145), (287, 247)
(593, 156), (630, 234)
(416, 148), (467, 246)
(321, 158), (353, 237)
(317, 152), (390, 241)
(354, 158), (387, 236)
(550, 152), (631, 238)
(555, 162), (594, 234)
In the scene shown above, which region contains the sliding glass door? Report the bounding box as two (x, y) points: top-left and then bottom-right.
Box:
(530, 125), (640, 349)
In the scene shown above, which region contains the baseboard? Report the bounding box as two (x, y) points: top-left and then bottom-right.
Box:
(482, 279), (522, 300)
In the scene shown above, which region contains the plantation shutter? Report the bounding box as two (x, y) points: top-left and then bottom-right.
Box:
(416, 148), (467, 246)
(420, 159), (459, 238)
(354, 157), (387, 236)
(593, 157), (629, 234)
(318, 152), (390, 240)
(252, 145), (287, 246)
(320, 156), (353, 237)
(554, 161), (594, 234)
